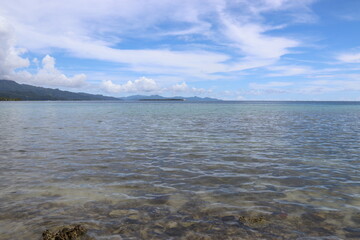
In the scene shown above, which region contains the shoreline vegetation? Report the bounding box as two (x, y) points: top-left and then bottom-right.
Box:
(0, 97), (21, 101)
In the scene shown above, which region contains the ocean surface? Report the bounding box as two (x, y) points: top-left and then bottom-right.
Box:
(0, 101), (359, 239)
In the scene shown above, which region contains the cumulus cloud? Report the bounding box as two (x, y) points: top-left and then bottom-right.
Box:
(0, 17), (86, 88)
(101, 78), (211, 96)
(169, 82), (210, 94)
(0, 16), (30, 78)
(21, 55), (87, 88)
(171, 82), (188, 92)
(101, 77), (159, 93)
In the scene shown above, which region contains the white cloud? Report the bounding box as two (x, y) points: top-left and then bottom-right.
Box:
(339, 14), (360, 22)
(266, 65), (312, 77)
(102, 78), (211, 96)
(171, 82), (188, 92)
(249, 81), (293, 89)
(236, 95), (245, 100)
(0, 16), (30, 77)
(248, 78), (360, 95)
(0, 17), (86, 88)
(169, 82), (210, 94)
(220, 18), (299, 60)
(0, 0), (317, 80)
(307, 79), (360, 92)
(101, 77), (159, 93)
(338, 52), (360, 63)
(23, 55), (87, 88)
(101, 80), (122, 93)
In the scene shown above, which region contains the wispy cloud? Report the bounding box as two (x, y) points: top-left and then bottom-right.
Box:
(7, 0), (360, 100)
(337, 52), (360, 63)
(298, 79), (360, 94)
(220, 17), (299, 60)
(0, 0), (317, 80)
(266, 65), (312, 77)
(249, 81), (294, 89)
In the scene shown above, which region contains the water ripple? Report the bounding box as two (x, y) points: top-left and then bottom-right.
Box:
(0, 101), (359, 239)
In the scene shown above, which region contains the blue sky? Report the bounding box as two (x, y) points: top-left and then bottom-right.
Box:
(0, 0), (360, 100)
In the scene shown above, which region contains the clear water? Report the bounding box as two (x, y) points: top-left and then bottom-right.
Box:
(0, 101), (359, 239)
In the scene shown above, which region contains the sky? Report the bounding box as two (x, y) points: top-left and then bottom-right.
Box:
(0, 0), (360, 100)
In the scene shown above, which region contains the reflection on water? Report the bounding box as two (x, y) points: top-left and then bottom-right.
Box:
(0, 101), (359, 239)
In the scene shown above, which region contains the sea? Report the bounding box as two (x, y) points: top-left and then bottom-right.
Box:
(0, 101), (359, 239)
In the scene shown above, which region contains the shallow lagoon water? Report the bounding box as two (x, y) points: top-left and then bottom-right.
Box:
(0, 101), (359, 239)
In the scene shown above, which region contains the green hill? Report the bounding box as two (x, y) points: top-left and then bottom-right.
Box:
(0, 80), (119, 100)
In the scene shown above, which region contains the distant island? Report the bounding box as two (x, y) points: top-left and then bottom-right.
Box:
(0, 80), (220, 101)
(139, 98), (185, 101)
(124, 95), (219, 101)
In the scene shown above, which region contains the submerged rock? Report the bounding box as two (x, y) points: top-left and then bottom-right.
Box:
(301, 212), (326, 223)
(109, 209), (139, 218)
(351, 213), (360, 224)
(221, 215), (236, 222)
(42, 225), (88, 240)
(164, 227), (185, 237)
(238, 215), (267, 226)
(148, 195), (170, 205)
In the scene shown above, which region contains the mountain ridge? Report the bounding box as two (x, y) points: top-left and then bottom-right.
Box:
(0, 79), (118, 100)
(121, 94), (220, 101)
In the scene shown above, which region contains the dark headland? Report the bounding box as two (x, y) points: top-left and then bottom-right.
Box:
(0, 79), (118, 101)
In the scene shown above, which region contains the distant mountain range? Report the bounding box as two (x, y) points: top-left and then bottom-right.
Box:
(122, 95), (219, 101)
(0, 80), (220, 101)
